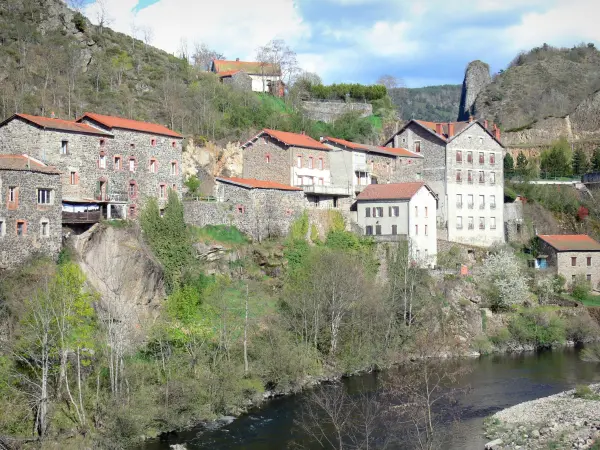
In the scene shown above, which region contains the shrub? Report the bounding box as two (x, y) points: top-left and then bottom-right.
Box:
(192, 224), (248, 245)
(72, 12), (86, 33)
(572, 274), (591, 301)
(574, 384), (600, 400)
(565, 313), (599, 343)
(508, 311), (566, 347)
(473, 335), (493, 355)
(581, 344), (600, 362)
(489, 327), (511, 346)
(184, 175), (201, 196)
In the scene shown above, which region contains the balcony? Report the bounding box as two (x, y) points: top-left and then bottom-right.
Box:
(354, 163), (372, 173)
(62, 210), (103, 224)
(94, 191), (128, 203)
(301, 184), (351, 196)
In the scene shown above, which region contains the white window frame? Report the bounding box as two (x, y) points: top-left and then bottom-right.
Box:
(37, 188), (53, 205)
(40, 219), (50, 238)
(61, 140), (68, 155)
(8, 186), (16, 203)
(99, 154), (106, 169)
(0, 218), (5, 237)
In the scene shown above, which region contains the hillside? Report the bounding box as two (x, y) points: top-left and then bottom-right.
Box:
(472, 44), (600, 131)
(0, 0), (382, 145)
(388, 85), (461, 122)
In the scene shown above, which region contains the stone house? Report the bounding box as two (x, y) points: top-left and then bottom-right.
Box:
(536, 234), (600, 290)
(0, 154), (62, 268)
(0, 112), (183, 223)
(241, 129), (351, 208)
(217, 70), (253, 92)
(355, 182), (437, 267)
(321, 136), (423, 198)
(184, 176), (306, 241)
(383, 119), (504, 247)
(211, 59), (282, 96)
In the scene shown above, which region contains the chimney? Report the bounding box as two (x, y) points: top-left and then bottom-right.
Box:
(447, 122), (455, 138)
(484, 119), (489, 130)
(50, 111), (55, 119)
(435, 123), (443, 135)
(469, 116), (474, 123)
(236, 57), (240, 61)
(301, 130), (305, 135)
(493, 123), (501, 140)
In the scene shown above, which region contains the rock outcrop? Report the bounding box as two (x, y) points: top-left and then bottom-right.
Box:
(457, 60), (491, 121)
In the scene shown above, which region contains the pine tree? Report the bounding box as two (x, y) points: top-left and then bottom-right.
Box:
(592, 147), (600, 172)
(504, 153), (514, 177)
(516, 151), (528, 177)
(572, 148), (589, 176)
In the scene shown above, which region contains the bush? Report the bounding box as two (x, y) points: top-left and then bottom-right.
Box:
(489, 327), (511, 346)
(574, 384), (600, 400)
(192, 224), (248, 245)
(507, 310), (566, 347)
(473, 335), (493, 355)
(581, 344), (600, 362)
(572, 274), (591, 301)
(72, 12), (86, 33)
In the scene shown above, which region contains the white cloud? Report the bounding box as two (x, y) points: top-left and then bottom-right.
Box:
(362, 21), (418, 57)
(84, 0), (310, 60)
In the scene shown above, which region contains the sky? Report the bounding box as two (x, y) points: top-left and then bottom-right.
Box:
(81, 0), (600, 87)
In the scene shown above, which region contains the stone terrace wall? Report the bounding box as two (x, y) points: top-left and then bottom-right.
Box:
(184, 183), (306, 241)
(0, 169), (62, 268)
(302, 101), (373, 123)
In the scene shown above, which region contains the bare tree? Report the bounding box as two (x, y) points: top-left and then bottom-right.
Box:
(256, 39), (299, 92)
(377, 74), (405, 90)
(178, 37), (189, 62)
(95, 0), (113, 35)
(192, 42), (225, 71)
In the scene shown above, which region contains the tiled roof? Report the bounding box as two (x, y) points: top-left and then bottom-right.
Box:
(216, 177), (302, 191)
(77, 112), (182, 138)
(367, 145), (422, 158)
(538, 235), (600, 252)
(323, 136), (369, 151)
(415, 120), (470, 140)
(212, 59), (281, 76)
(217, 70), (241, 78)
(245, 129), (330, 151)
(3, 114), (112, 136)
(0, 154), (61, 174)
(357, 182), (425, 201)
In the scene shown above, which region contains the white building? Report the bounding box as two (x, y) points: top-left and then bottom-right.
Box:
(211, 59), (282, 95)
(355, 182), (437, 267)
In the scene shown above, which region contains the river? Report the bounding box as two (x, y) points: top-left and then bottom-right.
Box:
(140, 348), (600, 449)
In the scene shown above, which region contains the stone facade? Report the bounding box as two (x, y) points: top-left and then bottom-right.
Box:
(221, 71), (252, 92)
(0, 163), (62, 268)
(0, 115), (183, 218)
(537, 239), (600, 290)
(301, 101), (373, 123)
(184, 181), (306, 241)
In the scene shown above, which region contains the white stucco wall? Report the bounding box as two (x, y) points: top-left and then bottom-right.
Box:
(249, 74), (280, 93)
(408, 186), (438, 267)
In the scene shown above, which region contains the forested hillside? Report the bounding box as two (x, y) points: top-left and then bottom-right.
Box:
(0, 0), (383, 144)
(388, 85), (461, 122)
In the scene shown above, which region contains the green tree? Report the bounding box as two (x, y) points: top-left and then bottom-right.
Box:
(504, 153), (514, 177)
(540, 137), (572, 178)
(516, 151), (528, 177)
(591, 147), (600, 172)
(572, 148), (589, 176)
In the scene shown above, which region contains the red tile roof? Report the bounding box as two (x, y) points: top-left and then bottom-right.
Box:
(368, 145), (422, 158)
(77, 112), (182, 138)
(245, 129), (330, 151)
(216, 177), (302, 191)
(217, 70), (241, 78)
(0, 154), (61, 174)
(4, 114), (111, 136)
(323, 136), (368, 151)
(357, 182), (426, 201)
(212, 60), (281, 76)
(538, 235), (600, 252)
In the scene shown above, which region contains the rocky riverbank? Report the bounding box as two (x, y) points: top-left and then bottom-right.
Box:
(484, 384), (600, 449)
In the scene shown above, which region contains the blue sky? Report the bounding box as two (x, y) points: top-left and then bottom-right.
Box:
(82, 0), (600, 87)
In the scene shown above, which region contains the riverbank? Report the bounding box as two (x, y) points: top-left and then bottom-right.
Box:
(484, 383), (600, 449)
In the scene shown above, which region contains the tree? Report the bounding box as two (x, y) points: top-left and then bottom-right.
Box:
(256, 39), (299, 90)
(516, 151), (528, 177)
(572, 148), (589, 176)
(540, 137), (572, 178)
(377, 74), (404, 90)
(504, 153), (514, 177)
(592, 147), (600, 172)
(192, 42), (225, 71)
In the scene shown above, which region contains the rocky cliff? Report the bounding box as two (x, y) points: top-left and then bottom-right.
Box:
(457, 60), (491, 121)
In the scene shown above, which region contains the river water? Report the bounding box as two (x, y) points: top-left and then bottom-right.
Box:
(141, 348), (600, 450)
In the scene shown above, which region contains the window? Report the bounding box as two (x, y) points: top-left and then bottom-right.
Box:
(129, 181), (137, 198)
(456, 194), (462, 208)
(490, 153), (496, 165)
(61, 140), (68, 155)
(114, 156), (122, 171)
(587, 274), (592, 282)
(237, 205), (245, 214)
(571, 257), (577, 266)
(265, 154), (270, 163)
(456, 216), (463, 229)
(151, 139), (156, 146)
(172, 141), (177, 148)
(425, 206), (428, 218)
(414, 141), (421, 153)
(490, 195), (496, 209)
(37, 189), (52, 205)
(70, 172), (78, 185)
(16, 220), (26, 236)
(297, 155), (302, 168)
(100, 139), (106, 148)
(490, 217), (497, 230)
(479, 194), (485, 209)
(389, 206), (399, 217)
(375, 225), (382, 235)
(0, 219), (5, 237)
(467, 151), (473, 163)
(572, 275), (576, 281)
(373, 207), (383, 218)
(456, 151), (462, 163)
(587, 257), (592, 267)
(170, 161), (178, 176)
(456, 170), (462, 183)
(480, 137), (484, 145)
(467, 194), (474, 209)
(8, 186), (17, 204)
(415, 206), (418, 217)
(391, 225), (397, 235)
(365, 207), (371, 218)
(149, 158), (158, 174)
(99, 153), (106, 169)
(479, 217), (485, 229)
(172, 184), (177, 191)
(479, 171), (485, 183)
(40, 220), (49, 237)
(366, 226), (373, 236)
(467, 170), (473, 183)
(479, 152), (484, 164)
(159, 184), (167, 199)
(130, 143), (135, 150)
(318, 178), (324, 185)
(490, 172), (496, 185)
(318, 158), (324, 170)
(425, 224), (428, 236)
(415, 224), (418, 235)
(308, 157), (313, 169)
(468, 216), (474, 230)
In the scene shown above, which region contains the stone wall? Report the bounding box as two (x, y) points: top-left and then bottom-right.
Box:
(242, 136), (291, 184)
(538, 239), (600, 290)
(222, 71), (252, 92)
(0, 117), (183, 215)
(0, 169), (62, 268)
(371, 153), (424, 184)
(184, 182), (306, 241)
(301, 101), (373, 123)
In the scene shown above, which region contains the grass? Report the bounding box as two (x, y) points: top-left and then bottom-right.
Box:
(574, 384), (600, 400)
(190, 225), (248, 245)
(367, 115), (382, 129)
(577, 293), (600, 307)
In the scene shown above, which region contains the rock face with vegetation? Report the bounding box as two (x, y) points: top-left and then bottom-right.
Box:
(458, 60), (491, 121)
(389, 84), (461, 122)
